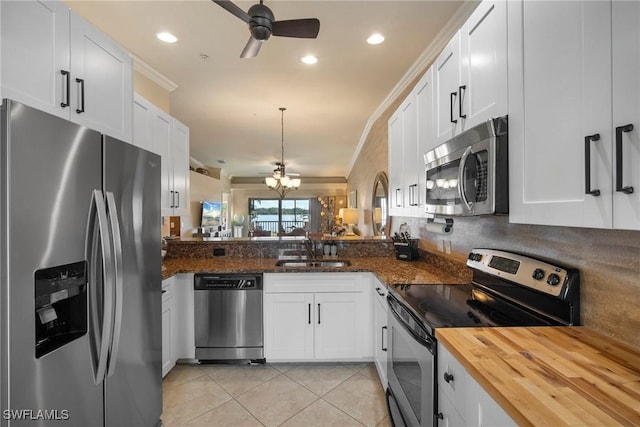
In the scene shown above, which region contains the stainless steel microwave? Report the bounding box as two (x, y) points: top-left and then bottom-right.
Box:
(424, 116), (508, 216)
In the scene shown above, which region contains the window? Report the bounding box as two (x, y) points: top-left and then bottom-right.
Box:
(249, 198), (310, 235)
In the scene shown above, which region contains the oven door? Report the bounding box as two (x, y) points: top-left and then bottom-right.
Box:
(387, 295), (435, 427)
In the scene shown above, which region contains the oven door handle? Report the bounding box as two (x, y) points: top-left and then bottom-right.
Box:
(457, 146), (474, 212)
(389, 300), (434, 351)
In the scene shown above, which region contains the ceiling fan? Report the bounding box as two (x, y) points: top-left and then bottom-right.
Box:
(212, 0), (320, 58)
(261, 162), (300, 178)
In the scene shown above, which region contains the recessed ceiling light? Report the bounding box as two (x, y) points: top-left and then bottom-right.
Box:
(367, 33), (385, 45)
(157, 32), (178, 43)
(300, 55), (318, 65)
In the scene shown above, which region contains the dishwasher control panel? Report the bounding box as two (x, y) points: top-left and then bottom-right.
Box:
(194, 274), (262, 290)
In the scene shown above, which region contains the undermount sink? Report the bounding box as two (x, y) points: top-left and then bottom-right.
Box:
(275, 260), (352, 268)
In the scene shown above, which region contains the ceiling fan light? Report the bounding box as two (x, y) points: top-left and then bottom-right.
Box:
(280, 175), (290, 186)
(291, 178), (301, 188)
(265, 177), (277, 187)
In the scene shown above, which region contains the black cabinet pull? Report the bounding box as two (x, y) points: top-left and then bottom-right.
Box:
(60, 70), (70, 108)
(450, 92), (457, 124)
(375, 287), (385, 296)
(615, 124), (634, 194)
(584, 133), (601, 197)
(308, 303), (311, 324)
(458, 85), (467, 119)
(175, 191), (180, 208)
(75, 78), (85, 114)
(317, 303), (321, 324)
(395, 188), (402, 207)
(381, 326), (387, 351)
(409, 184), (419, 206)
(170, 190), (175, 208)
(443, 372), (454, 383)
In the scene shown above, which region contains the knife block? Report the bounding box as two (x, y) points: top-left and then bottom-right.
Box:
(394, 239), (419, 261)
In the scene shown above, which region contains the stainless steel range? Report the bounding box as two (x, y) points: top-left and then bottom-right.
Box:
(385, 248), (580, 427)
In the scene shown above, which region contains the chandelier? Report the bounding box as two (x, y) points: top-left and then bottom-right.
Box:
(265, 107), (301, 198)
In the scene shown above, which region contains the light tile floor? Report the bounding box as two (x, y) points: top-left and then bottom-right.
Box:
(162, 362), (391, 427)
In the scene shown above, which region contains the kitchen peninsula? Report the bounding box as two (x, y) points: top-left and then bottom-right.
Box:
(162, 237), (470, 284)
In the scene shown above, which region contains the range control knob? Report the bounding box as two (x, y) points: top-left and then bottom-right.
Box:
(468, 253), (482, 262)
(547, 274), (561, 286)
(532, 268), (545, 280)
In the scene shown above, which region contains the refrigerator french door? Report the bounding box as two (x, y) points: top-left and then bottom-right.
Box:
(1, 99), (162, 426)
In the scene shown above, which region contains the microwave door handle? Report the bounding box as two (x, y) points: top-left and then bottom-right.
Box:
(458, 146), (474, 212)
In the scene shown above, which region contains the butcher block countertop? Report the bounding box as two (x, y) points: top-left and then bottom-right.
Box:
(436, 327), (640, 427)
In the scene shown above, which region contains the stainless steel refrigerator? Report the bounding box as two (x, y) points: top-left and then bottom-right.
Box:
(0, 99), (162, 426)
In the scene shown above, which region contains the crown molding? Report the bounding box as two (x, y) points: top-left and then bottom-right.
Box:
(130, 52), (178, 92)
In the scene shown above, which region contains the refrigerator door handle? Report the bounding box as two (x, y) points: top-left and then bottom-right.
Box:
(105, 192), (124, 377)
(86, 189), (116, 384)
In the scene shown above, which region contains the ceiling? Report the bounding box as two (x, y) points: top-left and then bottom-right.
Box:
(66, 0), (470, 181)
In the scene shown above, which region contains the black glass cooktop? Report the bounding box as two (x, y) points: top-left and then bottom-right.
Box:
(389, 283), (559, 336)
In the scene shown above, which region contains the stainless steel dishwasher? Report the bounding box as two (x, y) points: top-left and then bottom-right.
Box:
(194, 273), (264, 362)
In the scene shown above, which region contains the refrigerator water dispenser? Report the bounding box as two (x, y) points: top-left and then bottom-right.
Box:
(35, 261), (88, 358)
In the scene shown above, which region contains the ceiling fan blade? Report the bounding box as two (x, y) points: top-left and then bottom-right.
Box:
(212, 0), (251, 24)
(240, 36), (263, 58)
(272, 18), (320, 38)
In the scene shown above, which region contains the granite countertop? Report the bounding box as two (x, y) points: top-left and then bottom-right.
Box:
(436, 327), (640, 426)
(162, 256), (471, 286)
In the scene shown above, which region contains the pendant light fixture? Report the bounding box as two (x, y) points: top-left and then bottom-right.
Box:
(265, 107), (301, 198)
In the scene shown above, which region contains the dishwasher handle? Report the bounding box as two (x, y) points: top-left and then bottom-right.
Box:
(194, 274), (263, 290)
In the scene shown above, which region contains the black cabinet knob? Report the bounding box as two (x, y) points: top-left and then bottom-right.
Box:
(443, 372), (454, 383)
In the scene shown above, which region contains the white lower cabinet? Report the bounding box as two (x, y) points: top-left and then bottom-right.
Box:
(161, 277), (176, 377)
(437, 343), (516, 427)
(162, 273), (195, 377)
(173, 273), (195, 360)
(263, 273), (371, 361)
(372, 277), (388, 386)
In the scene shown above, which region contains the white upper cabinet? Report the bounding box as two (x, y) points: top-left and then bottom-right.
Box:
(133, 95), (155, 153)
(388, 69), (434, 217)
(171, 119), (190, 217)
(435, 31), (463, 145)
(1, 1), (132, 142)
(388, 109), (406, 216)
(401, 95), (419, 215)
(508, 0), (639, 230)
(69, 10), (132, 142)
(1, 1), (69, 117)
(415, 68), (436, 215)
(154, 109), (174, 216)
(459, 0), (508, 128)
(435, 0), (508, 146)
(612, 2), (640, 229)
(134, 94), (190, 217)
